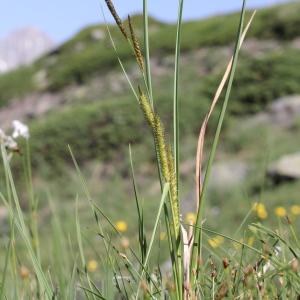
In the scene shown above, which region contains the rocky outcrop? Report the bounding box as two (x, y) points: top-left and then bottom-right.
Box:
(210, 160), (249, 189)
(0, 27), (53, 73)
(268, 95), (300, 128)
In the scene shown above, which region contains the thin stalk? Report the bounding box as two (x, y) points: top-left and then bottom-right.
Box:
(191, 0), (247, 284)
(135, 183), (169, 299)
(129, 145), (147, 264)
(24, 140), (41, 264)
(173, 2), (184, 296)
(75, 199), (95, 300)
(0, 236), (12, 300)
(173, 0), (183, 190)
(1, 146), (53, 299)
(2, 151), (19, 299)
(143, 0), (153, 107)
(164, 204), (181, 298)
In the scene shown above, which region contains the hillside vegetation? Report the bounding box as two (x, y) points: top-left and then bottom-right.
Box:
(0, 1), (300, 103)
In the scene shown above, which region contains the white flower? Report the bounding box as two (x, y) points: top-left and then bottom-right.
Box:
(5, 136), (18, 150)
(12, 120), (30, 139)
(0, 128), (18, 150)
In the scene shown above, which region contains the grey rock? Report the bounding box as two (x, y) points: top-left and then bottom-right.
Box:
(91, 29), (105, 41)
(209, 160), (249, 189)
(268, 152), (300, 181)
(267, 95), (300, 127)
(243, 95), (300, 130)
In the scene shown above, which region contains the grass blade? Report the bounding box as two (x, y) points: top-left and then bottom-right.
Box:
(136, 183), (169, 299)
(173, 0), (184, 193)
(0, 146), (53, 299)
(191, 0), (251, 282)
(0, 236), (12, 300)
(143, 0), (153, 106)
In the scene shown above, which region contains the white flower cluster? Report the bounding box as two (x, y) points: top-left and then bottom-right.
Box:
(0, 120), (29, 151)
(12, 120), (30, 140)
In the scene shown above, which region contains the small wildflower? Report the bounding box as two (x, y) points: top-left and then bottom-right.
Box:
(185, 212), (197, 225)
(19, 266), (30, 279)
(0, 128), (18, 151)
(120, 237), (130, 249)
(159, 231), (167, 241)
(208, 235), (224, 249)
(274, 206), (286, 218)
(12, 120), (30, 139)
(255, 203), (268, 220)
(87, 260), (98, 273)
(290, 205), (300, 216)
(115, 220), (128, 232)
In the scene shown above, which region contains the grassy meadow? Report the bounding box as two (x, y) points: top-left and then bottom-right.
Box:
(0, 0), (300, 299)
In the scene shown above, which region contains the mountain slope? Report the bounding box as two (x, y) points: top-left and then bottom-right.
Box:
(0, 2), (300, 106)
(0, 1), (300, 172)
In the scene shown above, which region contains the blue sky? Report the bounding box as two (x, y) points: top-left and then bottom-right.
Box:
(1, 0), (290, 43)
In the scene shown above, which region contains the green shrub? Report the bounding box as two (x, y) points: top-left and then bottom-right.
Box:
(0, 66), (36, 107)
(28, 98), (146, 169)
(201, 49), (300, 114)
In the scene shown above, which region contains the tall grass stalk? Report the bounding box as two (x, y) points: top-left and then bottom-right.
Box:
(191, 0), (249, 284)
(143, 0), (153, 106)
(135, 183), (169, 299)
(0, 235), (12, 300)
(173, 0), (183, 187)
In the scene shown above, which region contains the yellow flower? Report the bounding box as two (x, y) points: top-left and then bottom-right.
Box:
(275, 207), (287, 218)
(120, 237), (130, 249)
(185, 212), (197, 225)
(255, 203), (268, 220)
(208, 236), (224, 249)
(290, 205), (300, 216)
(159, 232), (167, 241)
(19, 266), (30, 280)
(87, 260), (98, 273)
(115, 220), (128, 233)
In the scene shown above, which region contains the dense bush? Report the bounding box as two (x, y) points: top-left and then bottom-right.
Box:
(201, 49), (300, 114)
(0, 66), (36, 106)
(29, 97), (145, 169)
